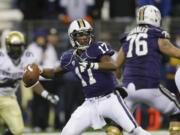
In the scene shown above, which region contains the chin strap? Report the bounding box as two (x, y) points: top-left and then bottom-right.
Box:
(73, 49), (83, 62)
(75, 41), (89, 50)
(11, 58), (21, 65)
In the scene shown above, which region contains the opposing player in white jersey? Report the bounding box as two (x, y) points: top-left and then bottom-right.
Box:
(116, 5), (180, 135)
(0, 31), (59, 135)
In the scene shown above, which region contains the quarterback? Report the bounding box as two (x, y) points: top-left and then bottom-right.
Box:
(0, 31), (58, 135)
(30, 19), (151, 135)
(116, 5), (180, 135)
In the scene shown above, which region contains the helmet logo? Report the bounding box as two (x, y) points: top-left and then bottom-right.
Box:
(77, 19), (86, 28)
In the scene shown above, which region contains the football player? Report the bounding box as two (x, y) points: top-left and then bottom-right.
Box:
(0, 31), (58, 135)
(116, 5), (180, 135)
(29, 19), (151, 135)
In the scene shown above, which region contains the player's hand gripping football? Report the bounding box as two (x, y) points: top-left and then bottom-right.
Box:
(23, 63), (40, 87)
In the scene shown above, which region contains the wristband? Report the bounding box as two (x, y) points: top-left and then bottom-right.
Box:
(93, 63), (99, 70)
(41, 90), (49, 98)
(23, 81), (40, 88)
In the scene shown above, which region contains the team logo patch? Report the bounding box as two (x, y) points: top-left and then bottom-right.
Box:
(72, 60), (75, 66)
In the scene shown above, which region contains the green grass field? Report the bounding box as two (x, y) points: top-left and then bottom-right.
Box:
(23, 130), (169, 135)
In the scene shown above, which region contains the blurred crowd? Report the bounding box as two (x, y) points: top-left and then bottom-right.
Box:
(0, 0), (176, 23)
(12, 0), (180, 21)
(1, 0), (180, 133)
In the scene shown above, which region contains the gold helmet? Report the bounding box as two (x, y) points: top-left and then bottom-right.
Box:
(5, 31), (25, 60)
(106, 126), (122, 135)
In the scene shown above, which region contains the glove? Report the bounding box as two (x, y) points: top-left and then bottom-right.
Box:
(79, 62), (99, 70)
(46, 93), (59, 104)
(41, 90), (59, 104)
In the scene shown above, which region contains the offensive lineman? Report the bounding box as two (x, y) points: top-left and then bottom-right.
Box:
(116, 5), (180, 135)
(30, 19), (151, 135)
(0, 31), (59, 135)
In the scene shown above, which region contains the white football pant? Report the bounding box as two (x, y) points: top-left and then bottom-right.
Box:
(175, 68), (180, 95)
(61, 92), (151, 135)
(124, 83), (180, 115)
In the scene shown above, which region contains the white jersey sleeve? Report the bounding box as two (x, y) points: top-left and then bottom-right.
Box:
(0, 49), (22, 96)
(21, 50), (38, 69)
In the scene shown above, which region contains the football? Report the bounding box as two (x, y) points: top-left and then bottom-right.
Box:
(23, 63), (40, 87)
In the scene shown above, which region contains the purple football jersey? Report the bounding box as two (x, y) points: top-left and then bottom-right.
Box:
(121, 25), (170, 89)
(60, 42), (119, 98)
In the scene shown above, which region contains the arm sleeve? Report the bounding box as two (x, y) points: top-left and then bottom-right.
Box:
(151, 28), (170, 39)
(22, 51), (38, 68)
(120, 33), (128, 44)
(0, 51), (5, 66)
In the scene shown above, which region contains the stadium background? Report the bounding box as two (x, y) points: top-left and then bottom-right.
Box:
(0, 0), (180, 134)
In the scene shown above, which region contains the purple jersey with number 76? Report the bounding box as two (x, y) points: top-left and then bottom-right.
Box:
(121, 25), (170, 90)
(60, 41), (119, 98)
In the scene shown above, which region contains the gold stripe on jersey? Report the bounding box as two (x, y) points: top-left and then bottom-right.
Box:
(166, 73), (175, 80)
(78, 19), (85, 28)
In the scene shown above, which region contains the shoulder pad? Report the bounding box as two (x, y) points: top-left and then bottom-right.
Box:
(60, 49), (73, 70)
(24, 51), (34, 57)
(61, 49), (73, 59)
(0, 50), (6, 65)
(148, 25), (170, 39)
(120, 33), (128, 43)
(0, 50), (5, 57)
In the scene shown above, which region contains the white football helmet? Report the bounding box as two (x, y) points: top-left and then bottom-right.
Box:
(137, 5), (161, 27)
(68, 19), (94, 50)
